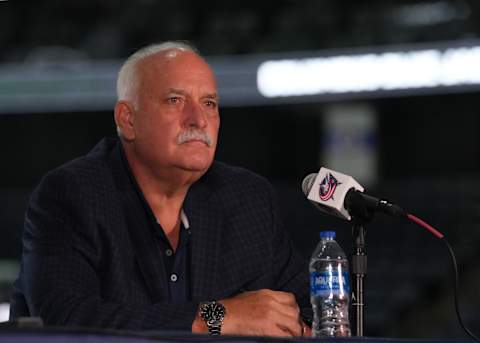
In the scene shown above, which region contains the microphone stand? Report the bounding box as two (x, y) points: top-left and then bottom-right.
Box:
(351, 221), (367, 337)
(346, 190), (375, 337)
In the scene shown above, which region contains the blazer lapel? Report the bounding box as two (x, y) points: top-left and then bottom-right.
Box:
(108, 144), (169, 302)
(108, 142), (225, 303)
(184, 172), (223, 302)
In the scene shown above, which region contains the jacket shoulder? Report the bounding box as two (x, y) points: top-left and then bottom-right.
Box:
(204, 161), (275, 207)
(42, 138), (116, 183)
(209, 161), (272, 191)
(31, 138), (118, 210)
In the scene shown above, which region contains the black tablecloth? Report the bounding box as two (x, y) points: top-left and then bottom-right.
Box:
(0, 329), (474, 343)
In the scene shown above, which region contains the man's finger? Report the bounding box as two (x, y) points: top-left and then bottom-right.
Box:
(271, 310), (302, 337)
(271, 301), (300, 322)
(267, 290), (297, 305)
(277, 321), (302, 337)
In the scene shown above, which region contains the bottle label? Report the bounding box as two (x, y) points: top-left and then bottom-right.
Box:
(310, 271), (350, 296)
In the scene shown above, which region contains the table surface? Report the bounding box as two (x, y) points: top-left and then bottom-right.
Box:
(0, 328), (474, 343)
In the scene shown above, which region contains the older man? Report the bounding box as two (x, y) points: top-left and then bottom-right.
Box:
(11, 42), (311, 337)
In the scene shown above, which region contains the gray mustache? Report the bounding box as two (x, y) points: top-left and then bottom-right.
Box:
(177, 130), (212, 147)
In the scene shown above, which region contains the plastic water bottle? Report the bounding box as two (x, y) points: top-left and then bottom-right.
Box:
(310, 230), (351, 337)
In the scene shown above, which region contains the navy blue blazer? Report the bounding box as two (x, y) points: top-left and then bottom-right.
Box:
(11, 138), (311, 331)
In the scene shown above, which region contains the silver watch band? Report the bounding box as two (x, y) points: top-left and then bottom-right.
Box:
(208, 323), (222, 335)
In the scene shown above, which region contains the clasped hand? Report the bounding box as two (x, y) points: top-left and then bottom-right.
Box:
(193, 289), (311, 337)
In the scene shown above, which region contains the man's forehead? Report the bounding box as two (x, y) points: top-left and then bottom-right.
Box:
(139, 51), (213, 77)
(134, 50), (217, 98)
(163, 49), (184, 59)
(146, 49), (209, 69)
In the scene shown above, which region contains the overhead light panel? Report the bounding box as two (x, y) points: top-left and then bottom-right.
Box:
(257, 45), (480, 98)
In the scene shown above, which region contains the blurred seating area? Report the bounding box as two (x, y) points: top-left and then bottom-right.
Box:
(2, 0), (480, 62)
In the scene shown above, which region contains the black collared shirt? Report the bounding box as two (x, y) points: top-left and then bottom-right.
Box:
(152, 215), (191, 304)
(120, 145), (191, 303)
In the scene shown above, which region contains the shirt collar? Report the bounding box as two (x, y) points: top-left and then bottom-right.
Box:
(180, 208), (190, 229)
(155, 208), (190, 230)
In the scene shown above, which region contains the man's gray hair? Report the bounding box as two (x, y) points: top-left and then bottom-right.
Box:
(116, 41), (199, 101)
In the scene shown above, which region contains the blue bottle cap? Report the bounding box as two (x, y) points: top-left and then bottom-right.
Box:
(320, 230), (336, 239)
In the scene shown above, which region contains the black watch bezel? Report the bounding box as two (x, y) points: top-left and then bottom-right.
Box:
(199, 301), (226, 335)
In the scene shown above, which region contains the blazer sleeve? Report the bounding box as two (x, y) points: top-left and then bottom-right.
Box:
(267, 184), (313, 324)
(19, 169), (198, 331)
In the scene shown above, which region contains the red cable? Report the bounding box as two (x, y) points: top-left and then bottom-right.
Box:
(404, 212), (480, 340)
(407, 213), (444, 239)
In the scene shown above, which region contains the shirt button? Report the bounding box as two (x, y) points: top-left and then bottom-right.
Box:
(165, 249), (173, 257)
(170, 273), (178, 282)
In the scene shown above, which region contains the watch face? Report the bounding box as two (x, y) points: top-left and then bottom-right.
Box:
(201, 302), (225, 322)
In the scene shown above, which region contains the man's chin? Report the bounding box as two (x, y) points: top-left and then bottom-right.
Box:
(176, 159), (213, 174)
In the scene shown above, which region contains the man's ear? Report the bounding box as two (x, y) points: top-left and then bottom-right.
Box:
(114, 101), (136, 141)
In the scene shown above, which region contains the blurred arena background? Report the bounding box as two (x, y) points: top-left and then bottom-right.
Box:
(1, 0), (480, 338)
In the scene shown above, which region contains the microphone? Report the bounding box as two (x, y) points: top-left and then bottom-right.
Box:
(302, 167), (406, 221)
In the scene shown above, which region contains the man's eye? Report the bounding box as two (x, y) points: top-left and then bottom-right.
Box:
(205, 100), (217, 108)
(167, 97), (181, 104)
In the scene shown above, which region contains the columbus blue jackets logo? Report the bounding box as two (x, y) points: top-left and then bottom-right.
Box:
(319, 173), (341, 201)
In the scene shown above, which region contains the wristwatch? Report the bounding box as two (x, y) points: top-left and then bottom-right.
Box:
(199, 300), (226, 335)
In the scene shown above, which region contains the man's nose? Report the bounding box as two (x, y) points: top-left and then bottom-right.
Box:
(184, 101), (207, 128)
